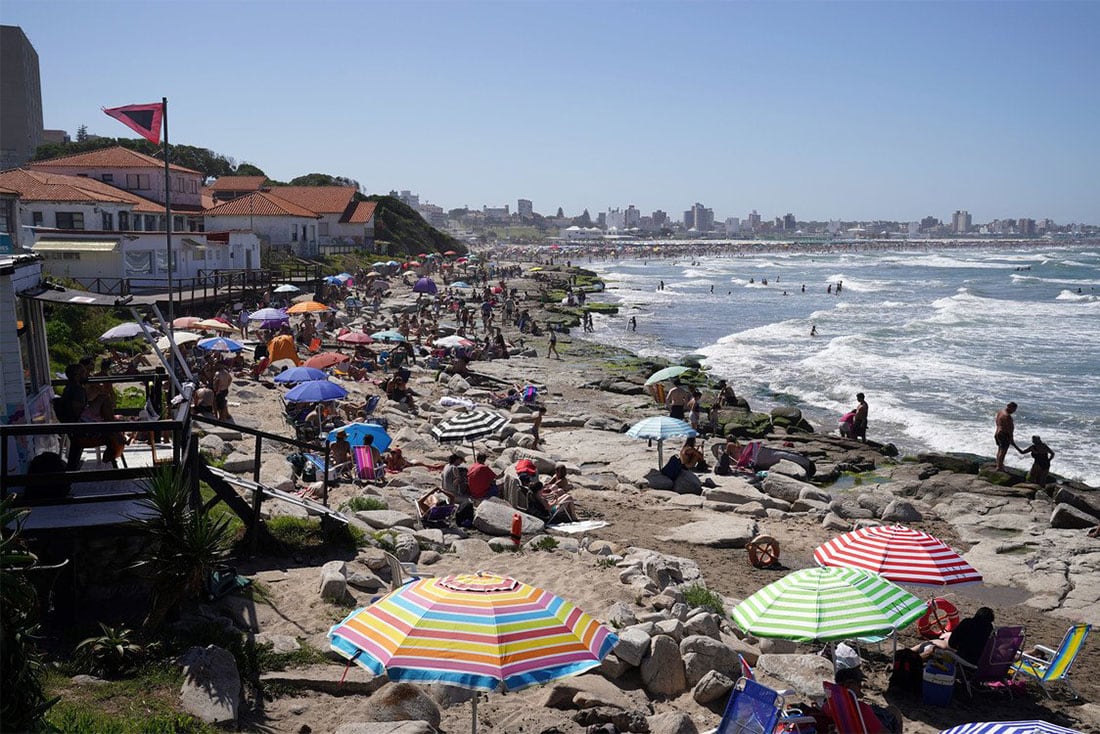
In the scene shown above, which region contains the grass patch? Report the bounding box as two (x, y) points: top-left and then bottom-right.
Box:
(683, 583), (726, 616)
(198, 481), (245, 538)
(267, 516), (365, 552)
(45, 664), (217, 734)
(116, 386), (147, 411)
(255, 641), (329, 672)
(595, 557), (618, 569)
(342, 496), (387, 512)
(530, 536), (559, 551)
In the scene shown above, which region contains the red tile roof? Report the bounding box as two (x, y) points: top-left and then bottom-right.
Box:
(204, 191), (320, 219)
(207, 175), (266, 191)
(266, 186), (356, 214)
(29, 145), (201, 174)
(345, 200), (377, 224)
(0, 168), (163, 212)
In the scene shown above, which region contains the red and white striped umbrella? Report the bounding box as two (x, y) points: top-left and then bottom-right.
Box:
(813, 525), (982, 586)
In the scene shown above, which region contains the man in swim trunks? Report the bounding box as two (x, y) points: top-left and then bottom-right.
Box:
(994, 401), (1020, 472)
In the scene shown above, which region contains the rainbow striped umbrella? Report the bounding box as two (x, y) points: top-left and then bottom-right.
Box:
(940, 723), (1083, 734)
(814, 525), (982, 586)
(329, 572), (618, 732)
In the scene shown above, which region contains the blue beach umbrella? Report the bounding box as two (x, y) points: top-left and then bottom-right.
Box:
(371, 330), (407, 342)
(327, 422), (392, 453)
(196, 336), (244, 353)
(940, 723), (1084, 734)
(626, 416), (697, 467)
(451, 281), (472, 288)
(273, 366), (328, 384)
(283, 379), (348, 402)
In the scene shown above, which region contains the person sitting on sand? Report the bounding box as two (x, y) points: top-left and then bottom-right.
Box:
(679, 436), (708, 472)
(1019, 434), (1055, 485)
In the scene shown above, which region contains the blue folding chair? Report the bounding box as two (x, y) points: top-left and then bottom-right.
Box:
(716, 678), (783, 734)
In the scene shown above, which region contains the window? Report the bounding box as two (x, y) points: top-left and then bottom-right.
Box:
(101, 211), (114, 230)
(292, 224), (299, 242)
(144, 215), (157, 230)
(126, 174), (151, 190)
(55, 212), (85, 229)
(173, 215), (184, 231)
(32, 211), (43, 226)
(102, 174), (113, 183)
(118, 211), (130, 230)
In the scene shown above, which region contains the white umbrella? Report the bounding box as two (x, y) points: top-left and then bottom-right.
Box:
(273, 284), (301, 293)
(155, 330), (202, 351)
(99, 322), (158, 342)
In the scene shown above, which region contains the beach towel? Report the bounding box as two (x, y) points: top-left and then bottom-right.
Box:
(736, 441), (763, 470)
(651, 383), (667, 405)
(353, 445), (385, 481)
(545, 520), (609, 534)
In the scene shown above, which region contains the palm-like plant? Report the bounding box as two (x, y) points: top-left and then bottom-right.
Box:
(1, 497), (58, 730)
(132, 466), (234, 631)
(75, 623), (147, 678)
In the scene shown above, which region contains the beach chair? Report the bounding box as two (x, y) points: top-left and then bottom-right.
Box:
(1012, 623), (1090, 699)
(822, 681), (888, 734)
(306, 337), (322, 354)
(353, 445), (385, 482)
(710, 677), (783, 734)
(303, 452), (352, 482)
(947, 625), (1026, 697)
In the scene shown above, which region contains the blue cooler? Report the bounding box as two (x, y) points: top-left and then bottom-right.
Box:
(922, 658), (955, 706)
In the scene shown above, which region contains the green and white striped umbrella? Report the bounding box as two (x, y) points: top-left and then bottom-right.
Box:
(731, 566), (926, 642)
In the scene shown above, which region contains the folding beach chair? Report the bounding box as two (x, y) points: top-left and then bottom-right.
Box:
(822, 681), (888, 734)
(1012, 623), (1090, 699)
(303, 452), (352, 482)
(714, 677), (783, 734)
(353, 445), (385, 482)
(947, 625), (1026, 697)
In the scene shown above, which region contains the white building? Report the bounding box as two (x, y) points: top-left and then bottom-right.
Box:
(204, 191), (319, 257)
(724, 217), (741, 235)
(560, 225), (603, 241)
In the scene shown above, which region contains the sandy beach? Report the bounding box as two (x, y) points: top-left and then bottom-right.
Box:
(174, 256), (1100, 734)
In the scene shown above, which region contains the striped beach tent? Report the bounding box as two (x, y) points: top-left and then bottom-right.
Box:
(330, 572), (618, 732)
(814, 525), (982, 586)
(731, 566), (926, 643)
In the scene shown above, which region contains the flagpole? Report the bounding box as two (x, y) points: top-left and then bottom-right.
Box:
(162, 96), (174, 335)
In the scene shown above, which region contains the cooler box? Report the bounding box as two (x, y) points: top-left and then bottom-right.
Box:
(922, 659), (955, 706)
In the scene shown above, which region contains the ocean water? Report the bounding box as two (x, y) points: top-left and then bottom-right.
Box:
(580, 243), (1100, 487)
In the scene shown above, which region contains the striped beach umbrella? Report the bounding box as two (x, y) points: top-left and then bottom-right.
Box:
(940, 722), (1084, 734)
(625, 416), (697, 467)
(329, 573), (618, 732)
(196, 336), (244, 353)
(814, 525), (983, 586)
(431, 410), (510, 445)
(731, 566), (926, 642)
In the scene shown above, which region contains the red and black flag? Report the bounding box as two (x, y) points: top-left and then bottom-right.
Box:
(102, 102), (164, 145)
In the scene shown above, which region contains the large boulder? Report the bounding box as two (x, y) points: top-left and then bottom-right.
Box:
(647, 711), (699, 734)
(367, 682), (442, 727)
(761, 474), (815, 504)
(916, 452), (981, 474)
(542, 674), (635, 710)
(355, 510), (417, 529)
(704, 479), (768, 506)
(680, 635), (742, 687)
(673, 470), (704, 496)
(335, 724), (434, 734)
(614, 626), (652, 667)
(655, 516), (757, 548)
(1051, 503), (1098, 529)
(882, 499), (923, 523)
(472, 497), (544, 536)
(1053, 487), (1100, 520)
(640, 635), (687, 697)
(693, 669), (735, 705)
(392, 532), (421, 563)
(178, 645), (240, 725)
(319, 560), (348, 602)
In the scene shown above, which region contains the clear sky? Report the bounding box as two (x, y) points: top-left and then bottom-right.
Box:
(3, 0), (1098, 224)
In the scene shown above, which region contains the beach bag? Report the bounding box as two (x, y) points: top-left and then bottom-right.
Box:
(888, 649), (924, 696)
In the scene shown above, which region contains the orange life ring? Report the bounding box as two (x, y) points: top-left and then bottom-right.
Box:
(917, 597), (960, 639)
(747, 535), (781, 568)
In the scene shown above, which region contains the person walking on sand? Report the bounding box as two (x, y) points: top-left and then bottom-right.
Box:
(852, 392), (868, 442)
(994, 401), (1021, 472)
(1020, 434), (1055, 485)
(546, 327), (560, 359)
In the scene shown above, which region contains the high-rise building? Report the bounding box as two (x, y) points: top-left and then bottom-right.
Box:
(782, 213), (796, 231)
(398, 190), (419, 207)
(920, 216), (941, 231)
(651, 210), (669, 229)
(0, 26), (43, 171)
(685, 203), (713, 232)
(725, 217), (741, 235)
(606, 207), (625, 230)
(624, 205), (640, 228)
(1017, 218), (1036, 236)
(747, 210), (762, 231)
(952, 210), (971, 234)
(517, 198), (533, 218)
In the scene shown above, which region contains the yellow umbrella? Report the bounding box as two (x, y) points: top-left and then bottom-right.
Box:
(287, 300), (331, 314)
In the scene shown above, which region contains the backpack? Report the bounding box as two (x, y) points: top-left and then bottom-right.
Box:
(888, 649), (925, 696)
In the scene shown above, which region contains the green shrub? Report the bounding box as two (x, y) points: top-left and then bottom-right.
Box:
(268, 516), (364, 552)
(75, 624), (149, 678)
(683, 583), (726, 617)
(342, 496), (387, 512)
(530, 536), (559, 552)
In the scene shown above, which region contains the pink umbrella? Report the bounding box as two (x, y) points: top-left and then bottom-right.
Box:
(173, 316), (203, 328)
(337, 332), (374, 344)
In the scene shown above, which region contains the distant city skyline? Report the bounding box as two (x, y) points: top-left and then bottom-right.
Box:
(2, 1), (1098, 224)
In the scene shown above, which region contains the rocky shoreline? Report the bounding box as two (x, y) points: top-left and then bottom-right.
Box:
(162, 261), (1099, 733)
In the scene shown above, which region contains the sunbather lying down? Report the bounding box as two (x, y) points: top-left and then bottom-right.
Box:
(714, 439), (816, 478)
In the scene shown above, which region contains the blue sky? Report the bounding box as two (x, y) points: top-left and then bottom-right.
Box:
(3, 0), (1098, 223)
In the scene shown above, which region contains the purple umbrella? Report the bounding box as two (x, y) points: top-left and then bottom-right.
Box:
(413, 277), (438, 295)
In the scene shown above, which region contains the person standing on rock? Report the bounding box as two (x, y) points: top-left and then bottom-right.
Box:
(1019, 434), (1055, 485)
(664, 379), (692, 420)
(994, 401), (1021, 472)
(853, 392), (868, 442)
